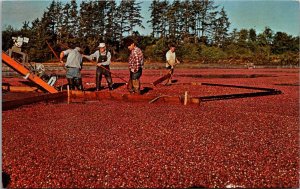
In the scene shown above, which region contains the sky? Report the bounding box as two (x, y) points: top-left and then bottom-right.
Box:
(1, 0), (299, 37)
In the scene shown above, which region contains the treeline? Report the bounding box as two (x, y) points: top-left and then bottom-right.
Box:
(2, 0), (299, 65)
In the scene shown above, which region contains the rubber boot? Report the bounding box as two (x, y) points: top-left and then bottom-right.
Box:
(106, 76), (113, 91)
(67, 78), (75, 90)
(96, 68), (102, 91)
(108, 83), (114, 91)
(165, 75), (172, 86)
(127, 79), (134, 93)
(132, 79), (141, 94)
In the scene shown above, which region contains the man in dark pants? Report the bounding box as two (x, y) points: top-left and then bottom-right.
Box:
(125, 39), (144, 94)
(60, 46), (83, 90)
(84, 43), (113, 91)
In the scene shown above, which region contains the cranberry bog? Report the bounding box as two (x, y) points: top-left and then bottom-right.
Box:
(2, 67), (299, 188)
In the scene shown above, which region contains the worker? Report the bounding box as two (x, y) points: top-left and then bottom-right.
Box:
(165, 44), (180, 85)
(83, 43), (114, 91)
(60, 46), (83, 90)
(125, 38), (144, 94)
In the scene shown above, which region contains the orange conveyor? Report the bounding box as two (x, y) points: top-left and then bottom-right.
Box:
(2, 51), (58, 93)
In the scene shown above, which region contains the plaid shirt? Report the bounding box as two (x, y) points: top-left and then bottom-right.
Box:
(128, 47), (144, 72)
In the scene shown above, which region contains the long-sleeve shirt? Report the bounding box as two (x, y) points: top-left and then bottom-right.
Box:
(63, 47), (83, 68)
(85, 50), (111, 66)
(128, 47), (144, 72)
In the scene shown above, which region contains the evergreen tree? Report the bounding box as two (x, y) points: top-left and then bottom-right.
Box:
(249, 28), (257, 42)
(211, 7), (230, 47)
(247, 28), (257, 52)
(29, 15), (51, 61)
(272, 32), (293, 54)
(166, 0), (181, 38)
(148, 0), (169, 38)
(79, 1), (96, 47)
(2, 25), (17, 51)
(93, 0), (106, 42)
(69, 0), (79, 38)
(181, 0), (194, 37)
(127, 1), (144, 35)
(61, 2), (71, 43)
(148, 0), (160, 37)
(105, 0), (120, 43)
(117, 0), (130, 43)
(257, 27), (273, 46)
(117, 0), (144, 44)
(237, 29), (249, 48)
(43, 0), (63, 41)
(191, 0), (219, 41)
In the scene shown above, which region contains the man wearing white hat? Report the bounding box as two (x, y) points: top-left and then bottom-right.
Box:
(84, 43), (113, 91)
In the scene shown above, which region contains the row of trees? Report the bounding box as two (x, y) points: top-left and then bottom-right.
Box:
(2, 0), (299, 65)
(148, 0), (230, 47)
(144, 26), (299, 65)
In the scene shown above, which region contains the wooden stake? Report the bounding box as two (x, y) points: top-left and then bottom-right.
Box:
(184, 91), (188, 105)
(67, 85), (70, 104)
(149, 95), (168, 104)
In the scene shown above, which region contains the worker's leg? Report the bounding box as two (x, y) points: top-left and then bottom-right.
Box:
(131, 68), (142, 94)
(66, 68), (75, 90)
(132, 79), (141, 94)
(67, 78), (75, 90)
(74, 77), (83, 91)
(67, 67), (82, 90)
(128, 71), (134, 93)
(103, 66), (113, 90)
(165, 68), (174, 85)
(96, 67), (102, 91)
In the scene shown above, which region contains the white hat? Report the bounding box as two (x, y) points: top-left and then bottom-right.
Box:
(98, 43), (105, 48)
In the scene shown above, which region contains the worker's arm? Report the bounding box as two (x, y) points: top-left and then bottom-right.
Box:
(59, 52), (65, 64)
(83, 51), (98, 61)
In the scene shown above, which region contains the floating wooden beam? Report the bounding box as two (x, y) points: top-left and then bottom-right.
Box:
(69, 91), (192, 105)
(152, 73), (171, 86)
(2, 85), (42, 92)
(3, 92), (67, 110)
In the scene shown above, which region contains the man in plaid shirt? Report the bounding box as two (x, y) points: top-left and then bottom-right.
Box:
(126, 38), (144, 94)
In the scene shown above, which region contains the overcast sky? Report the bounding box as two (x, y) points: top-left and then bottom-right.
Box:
(1, 0), (299, 36)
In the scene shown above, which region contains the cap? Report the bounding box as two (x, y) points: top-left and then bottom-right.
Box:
(98, 43), (106, 48)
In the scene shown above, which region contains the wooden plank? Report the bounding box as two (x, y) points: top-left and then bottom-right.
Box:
(3, 92), (67, 111)
(68, 90), (201, 105)
(2, 85), (41, 92)
(2, 52), (58, 93)
(152, 73), (171, 86)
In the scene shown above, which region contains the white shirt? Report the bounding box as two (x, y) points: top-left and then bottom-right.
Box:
(166, 50), (176, 67)
(85, 50), (111, 66)
(63, 47), (82, 68)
